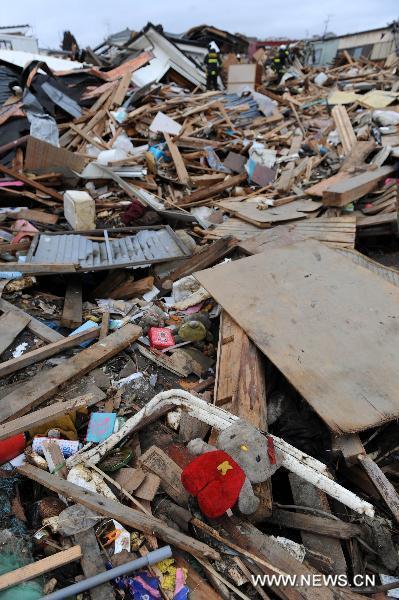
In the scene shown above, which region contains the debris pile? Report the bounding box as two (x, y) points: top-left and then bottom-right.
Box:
(0, 33), (399, 599)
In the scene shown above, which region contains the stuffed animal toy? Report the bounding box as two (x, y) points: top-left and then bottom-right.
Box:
(184, 421), (281, 516)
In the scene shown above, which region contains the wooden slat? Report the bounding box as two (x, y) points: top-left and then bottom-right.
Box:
(0, 394), (96, 440)
(0, 324), (142, 422)
(0, 327), (100, 379)
(322, 166), (396, 207)
(331, 106), (357, 156)
(61, 278), (83, 329)
(0, 298), (64, 343)
(164, 132), (190, 186)
(0, 311), (30, 356)
(0, 545), (82, 591)
(269, 508), (362, 539)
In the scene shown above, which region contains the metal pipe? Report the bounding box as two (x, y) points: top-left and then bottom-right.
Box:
(39, 545), (172, 600)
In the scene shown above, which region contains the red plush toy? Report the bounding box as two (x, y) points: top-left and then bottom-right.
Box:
(181, 449), (245, 518)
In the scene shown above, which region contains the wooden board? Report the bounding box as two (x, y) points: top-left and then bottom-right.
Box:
(306, 173), (349, 198)
(0, 324), (142, 422)
(214, 311), (272, 520)
(0, 394), (97, 440)
(268, 508), (362, 539)
(209, 217), (262, 240)
(0, 298), (64, 343)
(61, 278), (83, 329)
(0, 311), (30, 356)
(18, 209), (58, 225)
(195, 240), (399, 433)
(0, 545), (81, 591)
(0, 163), (64, 202)
(0, 327), (100, 379)
(331, 106), (356, 156)
(164, 132), (190, 186)
(322, 166), (396, 207)
(74, 529), (114, 600)
(217, 199), (322, 228)
(240, 216), (356, 254)
(18, 464), (219, 560)
(138, 446), (189, 506)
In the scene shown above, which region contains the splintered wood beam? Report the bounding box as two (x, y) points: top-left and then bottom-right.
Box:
(164, 132), (190, 187)
(0, 324), (142, 423)
(18, 464), (220, 560)
(61, 277), (83, 329)
(322, 166), (396, 207)
(0, 546), (82, 591)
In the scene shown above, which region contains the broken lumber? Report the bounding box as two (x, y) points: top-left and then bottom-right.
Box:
(331, 106), (357, 156)
(0, 545), (82, 591)
(0, 394), (96, 441)
(164, 132), (191, 186)
(74, 529), (114, 600)
(0, 310), (30, 356)
(268, 508), (362, 539)
(61, 278), (83, 329)
(0, 327), (100, 379)
(359, 455), (399, 523)
(0, 324), (142, 422)
(18, 464), (219, 560)
(0, 298), (64, 344)
(322, 166), (396, 207)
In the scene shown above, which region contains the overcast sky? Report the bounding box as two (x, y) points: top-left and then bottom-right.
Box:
(5, 0), (399, 49)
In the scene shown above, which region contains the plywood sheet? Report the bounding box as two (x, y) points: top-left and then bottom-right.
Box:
(217, 198), (322, 227)
(196, 240), (399, 433)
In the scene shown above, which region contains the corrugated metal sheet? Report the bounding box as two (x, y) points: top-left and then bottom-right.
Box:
(25, 227), (190, 272)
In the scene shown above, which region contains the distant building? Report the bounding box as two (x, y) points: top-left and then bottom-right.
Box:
(309, 25), (397, 66)
(0, 25), (38, 53)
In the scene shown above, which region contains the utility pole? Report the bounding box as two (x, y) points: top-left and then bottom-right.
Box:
(322, 14), (333, 38)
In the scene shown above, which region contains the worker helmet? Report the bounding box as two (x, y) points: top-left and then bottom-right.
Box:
(279, 44), (287, 50)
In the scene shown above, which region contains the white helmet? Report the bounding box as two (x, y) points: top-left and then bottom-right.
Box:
(280, 44), (287, 50)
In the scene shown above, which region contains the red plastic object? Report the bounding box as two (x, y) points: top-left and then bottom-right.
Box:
(0, 433), (26, 465)
(148, 327), (175, 350)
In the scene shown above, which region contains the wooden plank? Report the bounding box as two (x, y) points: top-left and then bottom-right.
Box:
(0, 545), (82, 591)
(331, 106), (357, 156)
(175, 553), (224, 600)
(18, 464), (219, 559)
(183, 173), (246, 205)
(268, 508), (362, 539)
(0, 311), (30, 356)
(332, 433), (366, 466)
(0, 298), (64, 344)
(218, 199), (322, 228)
(138, 446), (189, 506)
(74, 529), (114, 600)
(164, 132), (190, 186)
(0, 162), (64, 202)
(359, 455), (399, 522)
(17, 208), (58, 225)
(0, 327), (100, 379)
(289, 474), (347, 574)
(215, 311), (272, 520)
(0, 324), (142, 423)
(0, 394), (96, 440)
(323, 166), (396, 207)
(110, 71), (132, 108)
(195, 240), (399, 433)
(240, 216), (356, 254)
(61, 278), (83, 329)
(99, 311), (109, 340)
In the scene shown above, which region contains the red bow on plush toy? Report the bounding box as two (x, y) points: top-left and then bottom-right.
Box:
(181, 449), (245, 518)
